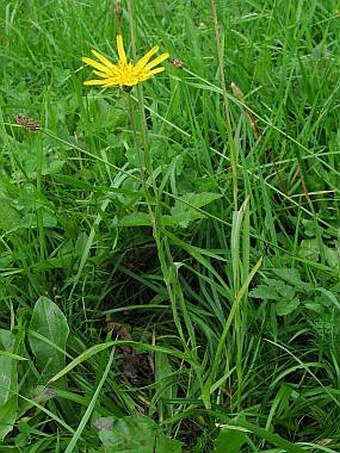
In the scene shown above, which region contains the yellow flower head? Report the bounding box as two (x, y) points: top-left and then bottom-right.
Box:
(82, 35), (169, 88)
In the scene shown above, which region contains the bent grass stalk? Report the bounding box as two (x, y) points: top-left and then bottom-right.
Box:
(202, 254), (263, 409)
(211, 0), (238, 211)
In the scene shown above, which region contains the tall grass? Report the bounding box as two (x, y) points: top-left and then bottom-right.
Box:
(0, 0), (339, 451)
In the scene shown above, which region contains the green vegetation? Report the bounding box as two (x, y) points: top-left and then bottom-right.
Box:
(0, 0), (339, 451)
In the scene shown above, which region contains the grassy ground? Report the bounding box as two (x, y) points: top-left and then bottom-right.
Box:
(0, 0), (339, 451)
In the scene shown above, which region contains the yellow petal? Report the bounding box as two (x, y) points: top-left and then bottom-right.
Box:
(82, 57), (110, 74)
(149, 66), (165, 76)
(91, 49), (115, 68)
(102, 81), (119, 87)
(93, 70), (113, 78)
(117, 35), (127, 65)
(93, 65), (119, 76)
(104, 81), (131, 88)
(145, 52), (170, 70)
(134, 46), (159, 70)
(84, 79), (107, 86)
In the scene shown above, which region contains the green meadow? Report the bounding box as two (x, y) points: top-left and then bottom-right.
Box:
(0, 0), (339, 451)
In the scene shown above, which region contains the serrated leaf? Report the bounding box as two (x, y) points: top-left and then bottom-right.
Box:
(324, 245), (340, 269)
(28, 297), (69, 383)
(249, 285), (279, 300)
(272, 268), (302, 287)
(276, 298), (300, 316)
(272, 268), (312, 292)
(277, 285), (295, 300)
(265, 279), (292, 293)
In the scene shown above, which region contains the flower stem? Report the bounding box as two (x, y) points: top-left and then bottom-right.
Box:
(126, 0), (198, 358)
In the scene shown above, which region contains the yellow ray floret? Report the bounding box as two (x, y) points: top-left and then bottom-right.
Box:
(82, 34), (169, 88)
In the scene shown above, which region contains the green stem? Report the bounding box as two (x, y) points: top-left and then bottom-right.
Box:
(126, 0), (197, 357)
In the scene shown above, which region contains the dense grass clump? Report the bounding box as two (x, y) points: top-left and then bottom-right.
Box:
(0, 0), (339, 451)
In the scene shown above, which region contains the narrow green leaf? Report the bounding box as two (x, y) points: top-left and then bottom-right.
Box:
(65, 347), (115, 453)
(119, 213), (151, 227)
(232, 417), (307, 453)
(48, 342), (117, 384)
(48, 342), (187, 384)
(0, 351), (27, 361)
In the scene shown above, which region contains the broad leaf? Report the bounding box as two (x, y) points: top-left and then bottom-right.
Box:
(156, 435), (182, 452)
(29, 297), (69, 383)
(0, 199), (21, 231)
(172, 192), (222, 212)
(0, 397), (18, 443)
(0, 330), (18, 441)
(96, 415), (182, 452)
(170, 192), (221, 227)
(214, 428), (247, 453)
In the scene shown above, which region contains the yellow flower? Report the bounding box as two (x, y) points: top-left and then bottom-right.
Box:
(82, 35), (169, 88)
